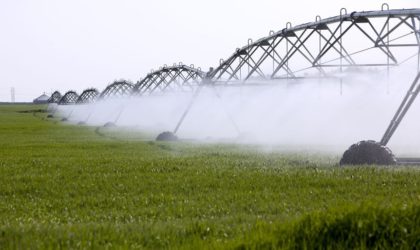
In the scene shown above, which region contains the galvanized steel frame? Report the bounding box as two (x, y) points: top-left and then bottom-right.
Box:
(99, 80), (134, 99)
(133, 64), (205, 95)
(58, 91), (79, 105)
(208, 8), (420, 84)
(48, 91), (62, 103)
(76, 88), (99, 104)
(51, 6), (420, 147)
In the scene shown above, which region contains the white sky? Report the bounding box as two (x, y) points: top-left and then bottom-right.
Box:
(0, 0), (418, 101)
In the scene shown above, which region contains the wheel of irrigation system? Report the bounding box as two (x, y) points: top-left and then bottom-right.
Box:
(156, 131), (178, 141)
(340, 140), (397, 166)
(103, 122), (116, 128)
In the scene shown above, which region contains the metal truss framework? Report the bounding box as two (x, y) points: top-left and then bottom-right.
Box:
(76, 88), (99, 104)
(51, 6), (420, 148)
(133, 64), (205, 95)
(58, 91), (79, 105)
(48, 91), (62, 103)
(209, 8), (420, 84)
(99, 80), (134, 99)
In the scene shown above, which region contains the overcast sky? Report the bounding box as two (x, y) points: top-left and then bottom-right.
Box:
(0, 0), (417, 101)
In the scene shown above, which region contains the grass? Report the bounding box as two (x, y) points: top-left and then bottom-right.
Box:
(0, 104), (419, 249)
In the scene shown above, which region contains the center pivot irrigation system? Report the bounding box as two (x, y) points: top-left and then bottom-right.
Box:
(48, 4), (420, 165)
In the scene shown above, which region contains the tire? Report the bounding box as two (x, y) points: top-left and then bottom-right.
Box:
(156, 131), (178, 141)
(103, 122), (116, 128)
(340, 140), (397, 166)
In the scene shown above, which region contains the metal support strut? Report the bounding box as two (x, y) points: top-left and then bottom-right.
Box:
(381, 72), (420, 145)
(173, 85), (203, 134)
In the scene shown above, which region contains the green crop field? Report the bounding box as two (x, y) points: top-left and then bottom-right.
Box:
(0, 104), (419, 249)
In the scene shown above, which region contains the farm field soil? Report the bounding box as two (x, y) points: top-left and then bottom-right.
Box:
(0, 104), (419, 249)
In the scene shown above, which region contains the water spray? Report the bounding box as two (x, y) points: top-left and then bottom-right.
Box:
(210, 86), (241, 135)
(48, 6), (420, 165)
(78, 106), (95, 125)
(103, 104), (125, 127)
(61, 108), (74, 122)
